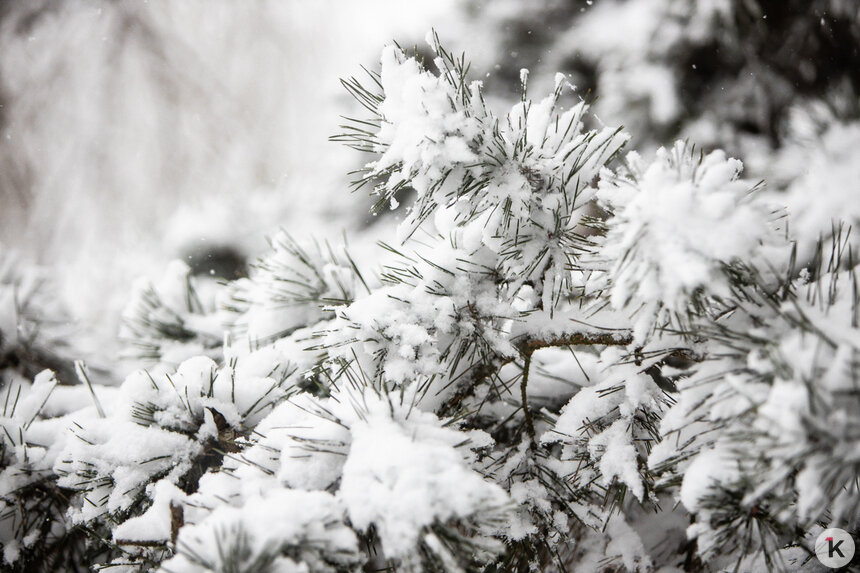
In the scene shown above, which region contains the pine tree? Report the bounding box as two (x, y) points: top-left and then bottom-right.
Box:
(0, 31), (858, 573)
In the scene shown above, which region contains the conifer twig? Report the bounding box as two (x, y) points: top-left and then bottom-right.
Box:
(520, 352), (535, 442)
(515, 330), (634, 354)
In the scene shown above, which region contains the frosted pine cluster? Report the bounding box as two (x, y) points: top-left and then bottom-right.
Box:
(0, 31), (858, 573)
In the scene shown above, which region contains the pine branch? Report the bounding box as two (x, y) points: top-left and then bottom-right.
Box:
(515, 331), (634, 354)
(520, 353), (535, 442)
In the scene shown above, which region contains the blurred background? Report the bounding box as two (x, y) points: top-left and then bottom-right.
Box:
(0, 0), (858, 372)
(0, 0), (456, 336)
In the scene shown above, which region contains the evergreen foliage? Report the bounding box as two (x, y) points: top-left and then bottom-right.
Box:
(0, 30), (857, 573)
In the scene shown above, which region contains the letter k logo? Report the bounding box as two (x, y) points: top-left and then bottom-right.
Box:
(827, 537), (845, 558)
(817, 529), (854, 567)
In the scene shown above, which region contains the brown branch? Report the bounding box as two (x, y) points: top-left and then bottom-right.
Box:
(113, 538), (168, 548)
(515, 329), (633, 447)
(520, 352), (535, 442)
(515, 330), (633, 355)
(439, 329), (634, 424)
(170, 501), (184, 544)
